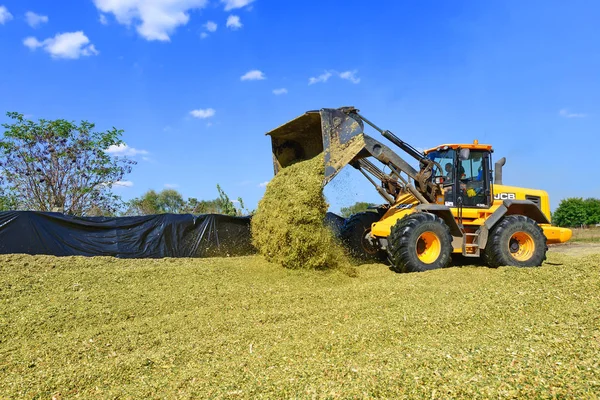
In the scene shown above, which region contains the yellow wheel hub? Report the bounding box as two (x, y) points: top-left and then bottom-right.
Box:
(416, 231), (441, 264)
(509, 232), (535, 261)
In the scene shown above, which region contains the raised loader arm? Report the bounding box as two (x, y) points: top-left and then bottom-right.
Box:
(266, 107), (440, 204)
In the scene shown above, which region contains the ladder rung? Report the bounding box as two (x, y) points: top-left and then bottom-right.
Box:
(463, 253), (480, 258)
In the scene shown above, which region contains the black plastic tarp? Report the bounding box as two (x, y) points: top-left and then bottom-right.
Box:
(0, 211), (255, 258)
(324, 211), (346, 238)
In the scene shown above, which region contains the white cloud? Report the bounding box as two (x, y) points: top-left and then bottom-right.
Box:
(164, 183), (179, 189)
(106, 143), (149, 156)
(226, 14), (242, 29)
(99, 14), (108, 25)
(190, 108), (216, 119)
(559, 108), (586, 118)
(200, 32), (208, 39)
(258, 181), (269, 187)
(240, 69), (265, 81)
(25, 11), (48, 28)
(309, 70), (361, 85)
(114, 180), (134, 187)
(0, 5), (12, 24)
(204, 20), (217, 32)
(23, 37), (41, 49)
(272, 88), (287, 95)
(92, 0), (209, 41)
(308, 71), (332, 85)
(222, 0), (254, 11)
(339, 70), (360, 84)
(23, 31), (99, 59)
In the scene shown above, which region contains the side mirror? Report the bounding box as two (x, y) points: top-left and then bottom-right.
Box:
(459, 148), (470, 160)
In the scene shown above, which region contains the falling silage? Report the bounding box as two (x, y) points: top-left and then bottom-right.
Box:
(251, 155), (350, 270)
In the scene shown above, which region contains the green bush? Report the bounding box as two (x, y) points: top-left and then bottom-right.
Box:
(553, 197), (600, 227)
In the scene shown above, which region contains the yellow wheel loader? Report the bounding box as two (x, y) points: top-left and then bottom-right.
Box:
(266, 106), (572, 273)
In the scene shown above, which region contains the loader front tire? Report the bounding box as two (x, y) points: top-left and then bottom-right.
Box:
(340, 212), (386, 262)
(387, 213), (453, 273)
(483, 215), (547, 268)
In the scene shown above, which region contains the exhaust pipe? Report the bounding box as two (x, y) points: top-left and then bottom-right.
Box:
(495, 157), (506, 185)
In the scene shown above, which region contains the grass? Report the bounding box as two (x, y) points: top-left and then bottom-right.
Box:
(1, 252), (600, 398)
(572, 227), (600, 243)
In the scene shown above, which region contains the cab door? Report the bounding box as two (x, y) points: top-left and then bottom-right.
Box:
(456, 150), (492, 208)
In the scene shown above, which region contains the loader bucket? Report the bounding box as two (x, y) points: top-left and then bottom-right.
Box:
(266, 108), (367, 185)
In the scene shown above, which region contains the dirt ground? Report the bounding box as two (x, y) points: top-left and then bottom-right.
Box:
(549, 242), (600, 257)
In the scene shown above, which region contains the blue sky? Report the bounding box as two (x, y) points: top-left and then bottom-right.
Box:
(0, 0), (598, 213)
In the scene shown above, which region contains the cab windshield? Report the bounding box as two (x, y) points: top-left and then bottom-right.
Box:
(426, 149), (455, 186)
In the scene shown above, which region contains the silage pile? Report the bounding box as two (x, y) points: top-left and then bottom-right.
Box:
(251, 155), (350, 270)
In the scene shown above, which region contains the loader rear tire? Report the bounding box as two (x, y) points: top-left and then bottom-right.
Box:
(340, 212), (386, 262)
(387, 212), (453, 273)
(483, 215), (547, 268)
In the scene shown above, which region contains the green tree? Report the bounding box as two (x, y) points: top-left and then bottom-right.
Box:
(552, 198), (587, 227)
(126, 185), (250, 216)
(125, 190), (161, 215)
(236, 196), (250, 216)
(184, 197), (221, 214)
(584, 198), (600, 225)
(216, 184), (238, 216)
(126, 189), (186, 215)
(0, 187), (18, 211)
(340, 201), (377, 218)
(0, 112), (134, 216)
(158, 189), (185, 214)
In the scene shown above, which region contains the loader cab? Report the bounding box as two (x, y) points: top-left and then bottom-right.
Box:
(425, 141), (493, 209)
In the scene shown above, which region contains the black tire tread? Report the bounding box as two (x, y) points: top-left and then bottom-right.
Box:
(340, 212), (386, 262)
(387, 212), (453, 273)
(482, 215), (547, 268)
